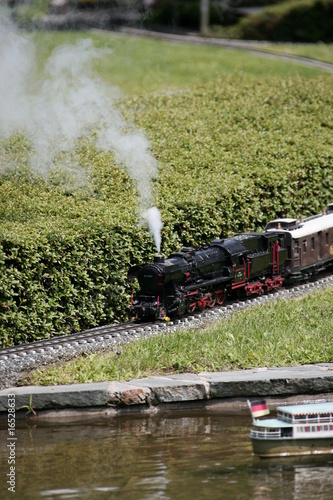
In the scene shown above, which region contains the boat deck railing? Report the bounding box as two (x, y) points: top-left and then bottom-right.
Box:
(250, 429), (281, 439)
(278, 414), (333, 425)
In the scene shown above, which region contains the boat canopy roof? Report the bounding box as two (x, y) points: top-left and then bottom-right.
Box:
(252, 418), (292, 429)
(277, 402), (333, 416)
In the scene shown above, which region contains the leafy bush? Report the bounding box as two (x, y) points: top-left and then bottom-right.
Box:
(233, 0), (333, 42)
(0, 142), (155, 347)
(1, 73), (332, 347)
(126, 74), (333, 251)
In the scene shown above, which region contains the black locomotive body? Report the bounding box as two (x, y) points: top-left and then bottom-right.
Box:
(128, 205), (333, 320)
(129, 231), (287, 320)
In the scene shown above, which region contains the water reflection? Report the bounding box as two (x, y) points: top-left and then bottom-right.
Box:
(0, 411), (332, 499)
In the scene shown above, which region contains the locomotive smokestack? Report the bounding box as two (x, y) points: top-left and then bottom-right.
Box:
(154, 254), (165, 263)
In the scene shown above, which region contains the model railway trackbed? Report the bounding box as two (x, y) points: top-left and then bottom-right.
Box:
(0, 273), (333, 389)
(0, 321), (158, 358)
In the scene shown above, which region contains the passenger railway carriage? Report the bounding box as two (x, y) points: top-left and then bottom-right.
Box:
(265, 203), (333, 282)
(128, 205), (333, 320)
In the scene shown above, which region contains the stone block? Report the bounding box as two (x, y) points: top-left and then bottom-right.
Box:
(0, 382), (110, 412)
(129, 375), (209, 403)
(107, 382), (151, 406)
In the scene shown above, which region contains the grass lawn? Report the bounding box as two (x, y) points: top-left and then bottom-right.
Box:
(29, 31), (328, 95)
(23, 286), (333, 386)
(259, 42), (333, 65)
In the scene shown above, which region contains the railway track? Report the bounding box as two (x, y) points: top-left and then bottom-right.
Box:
(0, 319), (166, 389)
(0, 321), (158, 358)
(0, 272), (333, 390)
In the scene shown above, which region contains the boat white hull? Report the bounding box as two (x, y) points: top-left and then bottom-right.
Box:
(251, 437), (333, 458)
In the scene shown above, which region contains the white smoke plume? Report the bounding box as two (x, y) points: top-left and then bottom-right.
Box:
(0, 11), (163, 250)
(143, 206), (163, 253)
(0, 13), (35, 138)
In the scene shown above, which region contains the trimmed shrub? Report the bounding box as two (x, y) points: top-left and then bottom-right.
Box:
(233, 0), (333, 42)
(144, 0), (237, 30)
(0, 143), (155, 347)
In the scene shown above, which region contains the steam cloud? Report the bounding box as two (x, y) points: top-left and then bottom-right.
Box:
(0, 12), (163, 250)
(143, 207), (163, 254)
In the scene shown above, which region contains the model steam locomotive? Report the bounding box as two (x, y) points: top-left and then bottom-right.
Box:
(128, 205), (333, 320)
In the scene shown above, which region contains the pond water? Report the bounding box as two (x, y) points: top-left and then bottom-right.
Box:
(1, 410), (333, 499)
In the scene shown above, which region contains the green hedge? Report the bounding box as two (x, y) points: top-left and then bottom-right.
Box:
(126, 74), (332, 250)
(0, 142), (155, 347)
(1, 74), (333, 346)
(0, 222), (148, 346)
(233, 0), (333, 42)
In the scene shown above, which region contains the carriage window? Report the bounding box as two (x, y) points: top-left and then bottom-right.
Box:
(326, 232), (329, 246)
(311, 237), (315, 251)
(294, 241), (299, 255)
(303, 240), (307, 253)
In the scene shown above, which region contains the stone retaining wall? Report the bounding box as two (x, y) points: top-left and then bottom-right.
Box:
(1, 364), (332, 419)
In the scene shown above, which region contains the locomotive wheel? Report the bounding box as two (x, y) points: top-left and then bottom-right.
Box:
(159, 307), (167, 319)
(216, 290), (225, 305)
(206, 291), (216, 308)
(198, 298), (206, 311)
(189, 301), (196, 313)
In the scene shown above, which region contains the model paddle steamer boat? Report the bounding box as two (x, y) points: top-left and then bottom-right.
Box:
(248, 400), (333, 457)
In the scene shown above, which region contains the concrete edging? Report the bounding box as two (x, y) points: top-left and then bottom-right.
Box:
(1, 364), (333, 416)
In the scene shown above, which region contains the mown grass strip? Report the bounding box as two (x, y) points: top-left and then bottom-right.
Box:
(259, 43), (333, 65)
(29, 31), (327, 95)
(23, 286), (333, 386)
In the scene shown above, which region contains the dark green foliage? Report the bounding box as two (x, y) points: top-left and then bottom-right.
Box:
(127, 75), (333, 251)
(233, 0), (333, 42)
(0, 219), (153, 347)
(0, 144), (155, 347)
(144, 0), (236, 30)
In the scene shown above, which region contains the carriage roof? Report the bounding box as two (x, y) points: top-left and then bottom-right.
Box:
(265, 212), (333, 239)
